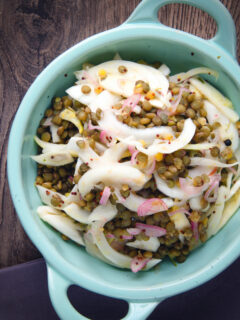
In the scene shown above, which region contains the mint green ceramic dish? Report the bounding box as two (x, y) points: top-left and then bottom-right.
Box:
(7, 0), (240, 319)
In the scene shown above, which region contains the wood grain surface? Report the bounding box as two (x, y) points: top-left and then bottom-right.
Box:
(0, 0), (239, 269)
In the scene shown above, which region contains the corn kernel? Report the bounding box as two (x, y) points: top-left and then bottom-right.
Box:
(165, 134), (173, 141)
(94, 86), (104, 94)
(155, 152), (163, 161)
(98, 69), (107, 80)
(145, 90), (155, 100)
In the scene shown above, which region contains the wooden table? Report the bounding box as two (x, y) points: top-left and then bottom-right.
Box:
(0, 0), (240, 269)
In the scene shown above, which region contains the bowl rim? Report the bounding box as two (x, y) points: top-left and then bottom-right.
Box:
(8, 23), (240, 301)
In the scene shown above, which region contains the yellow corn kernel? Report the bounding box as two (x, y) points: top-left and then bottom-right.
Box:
(98, 69), (107, 80)
(94, 86), (104, 94)
(145, 90), (156, 100)
(65, 193), (70, 197)
(155, 152), (163, 161)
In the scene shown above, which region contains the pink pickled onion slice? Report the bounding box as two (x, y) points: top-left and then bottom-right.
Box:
(106, 233), (115, 239)
(135, 222), (166, 237)
(88, 121), (101, 131)
(122, 234), (134, 240)
(100, 130), (112, 145)
(191, 221), (199, 241)
(204, 174), (221, 203)
(137, 198), (168, 216)
(131, 256), (150, 273)
(126, 228), (141, 236)
(168, 208), (190, 216)
(179, 178), (204, 196)
(170, 87), (190, 114)
(131, 150), (139, 165)
(122, 94), (141, 114)
(99, 186), (111, 205)
(146, 159), (156, 175)
(128, 145), (135, 154)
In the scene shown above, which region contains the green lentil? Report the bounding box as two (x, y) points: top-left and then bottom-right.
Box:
(81, 85), (91, 94)
(210, 147), (220, 157)
(52, 115), (62, 126)
(140, 117), (151, 125)
(199, 108), (207, 117)
(183, 156), (190, 166)
(43, 172), (53, 182)
(186, 108), (196, 119)
(191, 99), (203, 110)
(118, 65), (128, 73)
(176, 104), (186, 114)
(77, 111), (88, 122)
(84, 192), (95, 202)
(45, 108), (53, 117)
(51, 194), (62, 207)
(41, 132), (51, 142)
(142, 101), (152, 111)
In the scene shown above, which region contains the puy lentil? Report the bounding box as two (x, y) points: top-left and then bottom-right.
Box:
(118, 65), (128, 73)
(191, 99), (203, 110)
(176, 104), (186, 114)
(81, 85), (91, 94)
(52, 115), (62, 126)
(140, 117), (151, 125)
(142, 101), (152, 111)
(152, 116), (162, 126)
(186, 108), (196, 119)
(77, 111), (88, 122)
(41, 132), (51, 142)
(210, 147), (220, 157)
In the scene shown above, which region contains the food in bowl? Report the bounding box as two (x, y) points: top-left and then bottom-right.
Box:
(32, 55), (240, 272)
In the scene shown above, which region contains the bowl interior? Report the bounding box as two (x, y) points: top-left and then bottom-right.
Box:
(15, 30), (240, 299)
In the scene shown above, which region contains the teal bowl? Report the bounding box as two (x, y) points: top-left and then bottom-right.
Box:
(7, 0), (240, 319)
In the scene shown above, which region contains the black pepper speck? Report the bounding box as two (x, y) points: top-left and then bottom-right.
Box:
(224, 139), (232, 146)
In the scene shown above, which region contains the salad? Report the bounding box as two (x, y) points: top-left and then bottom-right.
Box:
(32, 55), (240, 272)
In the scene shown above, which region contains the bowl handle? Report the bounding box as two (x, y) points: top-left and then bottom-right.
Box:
(47, 265), (164, 320)
(124, 0), (237, 59)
